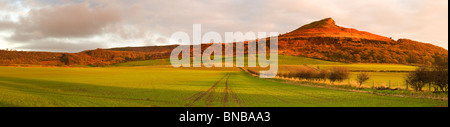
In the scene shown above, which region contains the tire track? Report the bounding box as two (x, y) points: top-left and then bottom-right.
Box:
(226, 74), (246, 107)
(185, 74), (228, 107)
(229, 88), (245, 107)
(205, 83), (218, 107)
(223, 74), (230, 107)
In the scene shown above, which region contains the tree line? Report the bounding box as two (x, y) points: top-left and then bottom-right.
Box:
(0, 48), (169, 67)
(276, 67), (350, 84)
(274, 60), (448, 93)
(278, 37), (448, 65)
(406, 59), (448, 92)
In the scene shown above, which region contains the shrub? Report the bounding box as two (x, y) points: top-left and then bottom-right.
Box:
(329, 67), (350, 83)
(406, 62), (448, 92)
(406, 67), (430, 91)
(356, 72), (370, 87)
(318, 69), (330, 82)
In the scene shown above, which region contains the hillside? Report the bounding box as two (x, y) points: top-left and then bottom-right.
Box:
(0, 18), (447, 66)
(277, 18), (448, 65)
(281, 18), (393, 42)
(107, 18), (448, 65)
(0, 49), (165, 66)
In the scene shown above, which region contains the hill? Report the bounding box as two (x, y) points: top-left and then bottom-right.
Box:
(282, 18), (393, 41)
(108, 18), (448, 65)
(277, 18), (448, 65)
(0, 18), (447, 66)
(0, 49), (165, 66)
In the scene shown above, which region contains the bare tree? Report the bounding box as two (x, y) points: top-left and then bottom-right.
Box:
(406, 67), (430, 91)
(431, 58), (448, 92)
(356, 72), (370, 88)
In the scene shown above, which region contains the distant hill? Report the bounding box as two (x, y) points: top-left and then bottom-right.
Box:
(108, 18), (448, 65)
(282, 18), (393, 41)
(0, 18), (447, 66)
(0, 49), (160, 66)
(277, 18), (448, 65)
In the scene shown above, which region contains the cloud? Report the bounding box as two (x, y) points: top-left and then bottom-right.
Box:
(0, 20), (16, 30)
(0, 0), (448, 52)
(8, 2), (121, 41)
(15, 38), (107, 52)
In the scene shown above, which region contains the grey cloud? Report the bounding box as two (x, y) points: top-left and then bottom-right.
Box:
(0, 20), (16, 30)
(8, 2), (121, 41)
(1, 0), (448, 51)
(16, 39), (107, 52)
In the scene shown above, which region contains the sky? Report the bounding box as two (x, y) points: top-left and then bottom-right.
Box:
(0, 0), (448, 52)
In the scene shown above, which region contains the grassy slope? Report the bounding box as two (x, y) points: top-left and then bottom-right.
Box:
(0, 67), (446, 107)
(111, 55), (415, 70)
(265, 55), (417, 88)
(112, 55), (417, 89)
(310, 64), (417, 71)
(110, 55), (341, 67)
(110, 58), (171, 67)
(277, 55), (342, 65)
(0, 67), (225, 107)
(349, 72), (408, 88)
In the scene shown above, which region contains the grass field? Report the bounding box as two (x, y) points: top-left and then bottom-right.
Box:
(110, 58), (171, 67)
(272, 65), (415, 89)
(0, 66), (447, 107)
(247, 55), (418, 89)
(349, 72), (409, 88)
(305, 64), (417, 89)
(310, 64), (417, 71)
(110, 55), (341, 67)
(277, 55), (343, 65)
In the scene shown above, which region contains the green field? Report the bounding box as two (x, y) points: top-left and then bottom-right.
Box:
(110, 55), (416, 89)
(0, 55), (443, 107)
(110, 55), (341, 67)
(0, 66), (447, 107)
(236, 55), (418, 89)
(310, 63), (417, 89)
(275, 65), (416, 89)
(349, 72), (408, 88)
(110, 58), (171, 67)
(310, 64), (417, 71)
(277, 55), (343, 65)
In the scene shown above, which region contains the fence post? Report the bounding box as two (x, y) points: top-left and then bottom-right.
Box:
(348, 79), (351, 87)
(429, 84), (431, 92)
(406, 82), (408, 91)
(389, 80), (390, 89)
(372, 80), (375, 89)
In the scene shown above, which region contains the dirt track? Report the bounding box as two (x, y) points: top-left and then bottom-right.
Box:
(184, 73), (247, 107)
(185, 73), (229, 107)
(223, 74), (230, 107)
